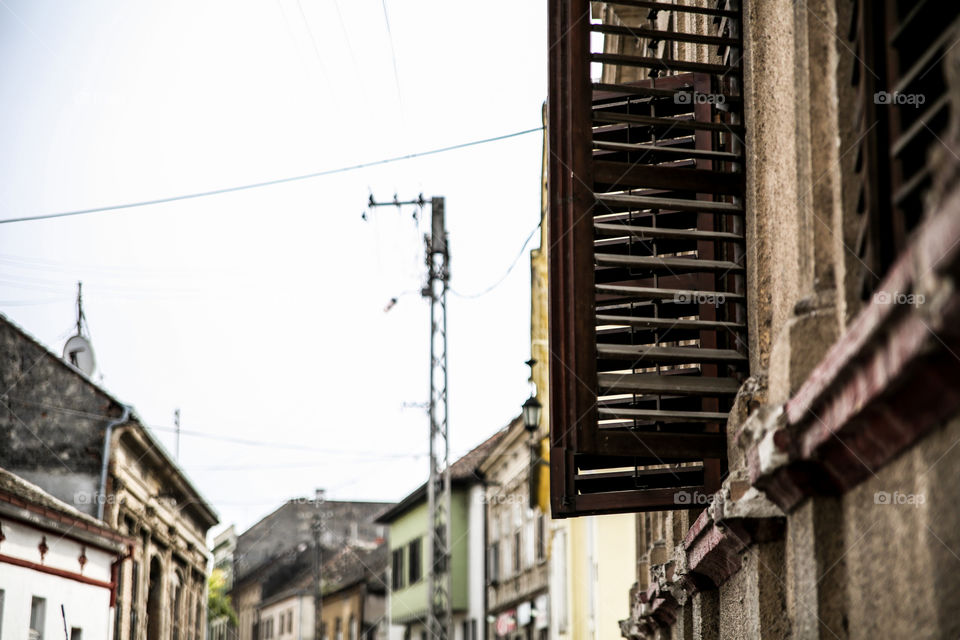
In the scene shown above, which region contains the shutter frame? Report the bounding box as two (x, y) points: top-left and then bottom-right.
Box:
(548, 0), (748, 518)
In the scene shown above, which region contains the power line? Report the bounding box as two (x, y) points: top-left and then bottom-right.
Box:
(4, 396), (429, 459)
(379, 0), (403, 107)
(293, 0), (340, 112)
(451, 219), (541, 299)
(146, 423), (428, 459)
(0, 126), (542, 225)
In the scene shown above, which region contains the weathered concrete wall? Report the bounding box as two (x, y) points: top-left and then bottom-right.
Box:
(839, 413), (960, 640)
(0, 315), (121, 516)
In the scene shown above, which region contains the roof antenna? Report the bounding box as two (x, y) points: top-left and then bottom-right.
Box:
(63, 281), (96, 377)
(75, 281), (88, 337)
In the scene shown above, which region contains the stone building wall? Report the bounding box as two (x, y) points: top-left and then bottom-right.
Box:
(596, 1), (960, 639)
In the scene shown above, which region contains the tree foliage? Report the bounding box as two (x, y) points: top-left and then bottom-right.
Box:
(208, 568), (239, 627)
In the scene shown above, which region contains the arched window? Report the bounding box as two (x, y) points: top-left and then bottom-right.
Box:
(171, 570), (183, 640)
(146, 556), (163, 640)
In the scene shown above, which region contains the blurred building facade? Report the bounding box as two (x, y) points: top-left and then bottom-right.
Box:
(377, 432), (503, 640)
(229, 496), (391, 640)
(0, 314), (218, 640)
(479, 417), (550, 640)
(0, 467), (132, 640)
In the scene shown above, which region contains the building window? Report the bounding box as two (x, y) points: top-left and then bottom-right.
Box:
(172, 579), (182, 640)
(321, 622), (328, 640)
(0, 589), (5, 638)
(536, 513), (546, 563)
(30, 596), (46, 640)
(846, 0), (956, 299)
(348, 614), (356, 640)
(196, 597), (203, 640)
(408, 538), (422, 584)
(392, 548), (405, 590)
(523, 516), (535, 569)
(129, 561), (139, 640)
(487, 541), (500, 584)
(113, 561), (124, 640)
(335, 617), (343, 640)
(501, 535), (512, 578)
(70, 629), (82, 640)
(513, 530), (521, 573)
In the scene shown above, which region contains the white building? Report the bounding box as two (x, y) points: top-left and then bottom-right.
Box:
(0, 467), (130, 640)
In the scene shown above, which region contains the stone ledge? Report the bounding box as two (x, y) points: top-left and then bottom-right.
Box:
(747, 185), (960, 512)
(681, 481), (785, 589)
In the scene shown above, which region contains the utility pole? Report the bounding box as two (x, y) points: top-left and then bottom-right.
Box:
(368, 194), (452, 639)
(313, 489), (325, 640)
(174, 409), (181, 461)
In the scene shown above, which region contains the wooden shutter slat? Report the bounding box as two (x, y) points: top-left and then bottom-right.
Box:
(597, 407), (730, 422)
(596, 193), (743, 214)
(593, 110), (743, 133)
(598, 373), (740, 396)
(594, 140), (742, 161)
(590, 23), (740, 48)
(594, 222), (743, 242)
(600, 0), (738, 19)
(596, 314), (745, 331)
(596, 344), (747, 365)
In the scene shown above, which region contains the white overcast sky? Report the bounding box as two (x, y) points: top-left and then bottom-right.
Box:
(0, 0), (547, 536)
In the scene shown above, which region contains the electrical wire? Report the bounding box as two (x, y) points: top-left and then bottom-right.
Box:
(0, 126), (542, 225)
(380, 0), (403, 107)
(330, 0), (361, 80)
(293, 0), (340, 113)
(148, 423), (429, 459)
(4, 396), (429, 459)
(451, 219), (542, 299)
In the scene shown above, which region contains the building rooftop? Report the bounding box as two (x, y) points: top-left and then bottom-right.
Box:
(234, 498), (392, 583)
(375, 426), (508, 524)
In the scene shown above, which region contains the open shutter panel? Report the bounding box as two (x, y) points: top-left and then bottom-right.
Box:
(549, 0), (747, 517)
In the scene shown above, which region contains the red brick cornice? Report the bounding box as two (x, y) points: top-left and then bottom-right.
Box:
(682, 505), (785, 589)
(748, 187), (960, 512)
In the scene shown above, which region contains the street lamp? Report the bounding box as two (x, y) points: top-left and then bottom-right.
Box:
(521, 395), (542, 433)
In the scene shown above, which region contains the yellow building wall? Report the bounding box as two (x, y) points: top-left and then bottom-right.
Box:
(593, 514), (636, 639)
(532, 99), (636, 640)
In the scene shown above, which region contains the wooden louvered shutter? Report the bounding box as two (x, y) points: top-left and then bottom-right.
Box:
(849, 0), (958, 298)
(548, 0), (747, 517)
